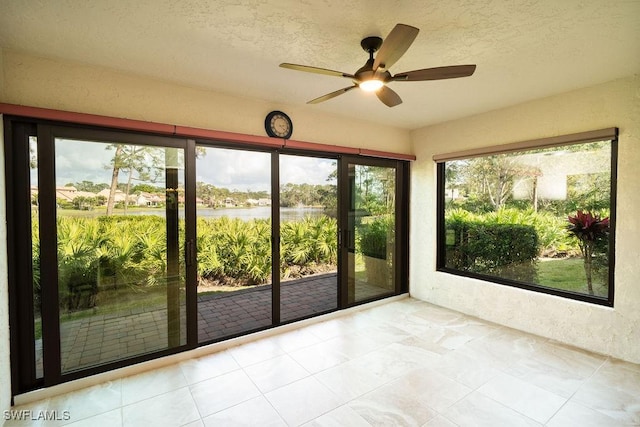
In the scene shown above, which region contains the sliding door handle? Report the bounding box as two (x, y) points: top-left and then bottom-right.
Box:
(186, 240), (196, 266)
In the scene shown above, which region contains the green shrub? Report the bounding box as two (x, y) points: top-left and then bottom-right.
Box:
(445, 220), (538, 282)
(358, 216), (393, 260)
(445, 208), (579, 255)
(197, 215), (337, 285)
(281, 216), (337, 266)
(48, 214), (340, 311)
(196, 217), (272, 285)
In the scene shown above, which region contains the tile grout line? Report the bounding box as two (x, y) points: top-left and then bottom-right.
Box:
(548, 355), (615, 424)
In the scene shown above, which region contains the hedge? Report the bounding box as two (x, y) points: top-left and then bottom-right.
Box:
(445, 220), (538, 282)
(42, 215), (339, 312)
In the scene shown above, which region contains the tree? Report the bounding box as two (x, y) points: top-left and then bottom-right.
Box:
(72, 196), (98, 210)
(105, 145), (124, 215)
(70, 180), (109, 193)
(105, 145), (164, 215)
(444, 161), (463, 202)
(131, 183), (163, 194)
(567, 210), (609, 295)
(461, 156), (537, 212)
(354, 166), (395, 216)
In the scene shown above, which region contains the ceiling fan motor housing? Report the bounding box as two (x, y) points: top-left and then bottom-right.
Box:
(279, 23), (476, 107)
(360, 36), (383, 53)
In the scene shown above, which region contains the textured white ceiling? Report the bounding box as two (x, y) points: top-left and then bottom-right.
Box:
(0, 0), (639, 130)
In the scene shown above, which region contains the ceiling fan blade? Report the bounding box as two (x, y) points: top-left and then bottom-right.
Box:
(308, 85), (358, 104)
(376, 86), (402, 107)
(393, 64), (477, 81)
(372, 24), (419, 71)
(280, 63), (355, 79)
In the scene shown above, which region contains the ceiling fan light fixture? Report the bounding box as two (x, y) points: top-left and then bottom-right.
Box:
(280, 23), (476, 107)
(359, 79), (384, 92)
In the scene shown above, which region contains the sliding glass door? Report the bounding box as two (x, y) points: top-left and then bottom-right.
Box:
(51, 136), (187, 373)
(279, 154), (338, 323)
(342, 158), (405, 305)
(195, 146), (273, 342)
(6, 119), (409, 394)
(17, 126), (192, 385)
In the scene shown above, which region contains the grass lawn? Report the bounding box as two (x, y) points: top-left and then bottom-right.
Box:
(56, 206), (166, 218)
(537, 257), (608, 297)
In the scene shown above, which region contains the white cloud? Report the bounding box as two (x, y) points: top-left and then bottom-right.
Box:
(280, 154), (336, 186)
(54, 138), (115, 186)
(45, 140), (337, 192)
(195, 149), (336, 192)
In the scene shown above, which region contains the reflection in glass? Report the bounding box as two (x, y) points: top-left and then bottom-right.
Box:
(29, 136), (43, 379)
(348, 164), (396, 303)
(55, 138), (186, 372)
(195, 146), (272, 342)
(443, 140), (613, 297)
(280, 155), (338, 322)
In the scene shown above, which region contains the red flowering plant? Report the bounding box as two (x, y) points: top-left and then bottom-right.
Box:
(567, 210), (610, 295)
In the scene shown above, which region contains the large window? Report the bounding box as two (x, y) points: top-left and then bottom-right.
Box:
(5, 116), (410, 395)
(437, 129), (617, 305)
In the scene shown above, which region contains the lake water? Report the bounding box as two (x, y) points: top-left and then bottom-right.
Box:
(200, 206), (328, 221)
(127, 206), (329, 221)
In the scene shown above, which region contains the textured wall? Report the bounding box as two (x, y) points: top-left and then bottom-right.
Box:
(1, 50), (411, 153)
(410, 75), (640, 363)
(0, 47), (5, 101)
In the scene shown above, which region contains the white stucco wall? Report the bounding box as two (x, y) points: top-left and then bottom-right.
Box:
(0, 50), (411, 153)
(410, 75), (640, 363)
(0, 47), (5, 101)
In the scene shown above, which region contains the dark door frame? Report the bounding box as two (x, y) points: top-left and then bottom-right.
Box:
(338, 155), (410, 308)
(5, 118), (410, 396)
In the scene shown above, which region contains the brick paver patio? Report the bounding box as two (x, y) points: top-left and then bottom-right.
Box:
(44, 272), (392, 374)
(49, 273), (339, 373)
(197, 272), (338, 341)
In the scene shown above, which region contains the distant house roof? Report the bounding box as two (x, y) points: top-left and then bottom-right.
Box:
(137, 192), (164, 203)
(97, 188), (131, 202)
(55, 186), (97, 201)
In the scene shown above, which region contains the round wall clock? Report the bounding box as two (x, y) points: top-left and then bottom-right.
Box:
(265, 111), (293, 139)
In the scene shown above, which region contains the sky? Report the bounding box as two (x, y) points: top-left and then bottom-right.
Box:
(196, 149), (336, 192)
(35, 138), (336, 192)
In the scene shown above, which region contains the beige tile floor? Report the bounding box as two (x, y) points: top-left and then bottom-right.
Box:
(6, 297), (640, 426)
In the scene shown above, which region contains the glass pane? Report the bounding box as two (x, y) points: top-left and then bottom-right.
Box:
(55, 138), (186, 373)
(280, 155), (338, 322)
(443, 140), (613, 298)
(348, 164), (396, 303)
(29, 136), (43, 379)
(196, 147), (272, 342)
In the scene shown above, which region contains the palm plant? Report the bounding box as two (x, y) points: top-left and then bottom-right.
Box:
(311, 216), (338, 264)
(280, 216), (338, 278)
(567, 210), (610, 295)
(281, 220), (313, 265)
(31, 214), (41, 312)
(57, 217), (105, 311)
(136, 224), (167, 286)
(196, 218), (223, 281)
(246, 219), (272, 283)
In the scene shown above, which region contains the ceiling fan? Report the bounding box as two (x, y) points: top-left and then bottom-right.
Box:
(280, 23), (476, 107)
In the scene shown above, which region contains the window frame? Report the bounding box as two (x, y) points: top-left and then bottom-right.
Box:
(4, 114), (412, 396)
(436, 129), (618, 306)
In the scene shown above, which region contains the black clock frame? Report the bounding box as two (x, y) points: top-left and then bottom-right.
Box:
(265, 110), (293, 139)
